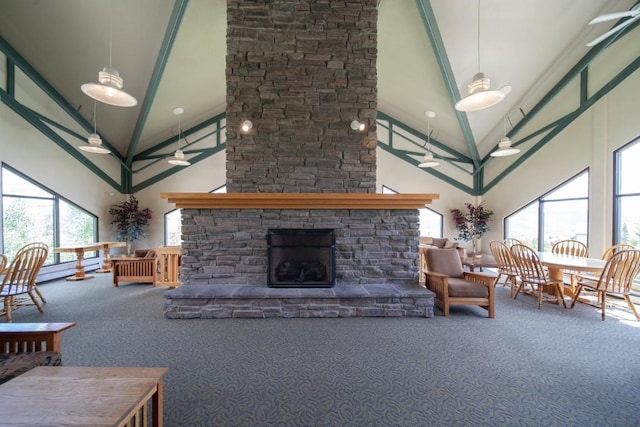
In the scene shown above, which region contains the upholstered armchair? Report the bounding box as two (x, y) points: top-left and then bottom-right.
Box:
(111, 249), (158, 287)
(424, 249), (496, 318)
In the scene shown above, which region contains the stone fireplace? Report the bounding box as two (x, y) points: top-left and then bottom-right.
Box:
(162, 0), (438, 318)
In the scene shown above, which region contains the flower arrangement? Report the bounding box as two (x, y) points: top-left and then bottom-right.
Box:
(451, 203), (493, 255)
(109, 195), (152, 245)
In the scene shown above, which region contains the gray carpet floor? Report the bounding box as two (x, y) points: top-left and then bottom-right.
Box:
(8, 273), (640, 427)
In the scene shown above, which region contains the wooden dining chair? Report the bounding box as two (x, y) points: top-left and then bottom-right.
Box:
(510, 244), (567, 310)
(489, 240), (519, 297)
(13, 242), (49, 306)
(551, 240), (588, 257)
(551, 239), (589, 289)
(503, 238), (523, 248)
(0, 244), (47, 322)
(571, 249), (640, 321)
(601, 244), (634, 261)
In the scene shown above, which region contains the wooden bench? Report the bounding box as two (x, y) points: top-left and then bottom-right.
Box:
(0, 322), (76, 353)
(0, 322), (76, 384)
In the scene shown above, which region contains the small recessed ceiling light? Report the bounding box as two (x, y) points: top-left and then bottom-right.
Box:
(241, 120), (253, 132)
(350, 120), (365, 131)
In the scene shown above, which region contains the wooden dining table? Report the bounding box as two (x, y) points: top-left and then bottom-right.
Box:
(54, 241), (126, 281)
(537, 251), (607, 303)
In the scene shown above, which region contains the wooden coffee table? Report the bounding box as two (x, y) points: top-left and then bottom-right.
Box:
(462, 254), (497, 272)
(0, 366), (168, 426)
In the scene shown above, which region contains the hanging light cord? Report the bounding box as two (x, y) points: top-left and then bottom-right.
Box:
(176, 114), (182, 150)
(477, 0), (481, 73)
(93, 101), (97, 134)
(427, 117), (431, 151)
(108, 1), (113, 68)
(425, 116), (432, 152)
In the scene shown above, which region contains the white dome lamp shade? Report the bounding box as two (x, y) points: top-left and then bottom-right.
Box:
(80, 9), (137, 108)
(490, 115), (520, 157)
(490, 137), (520, 157)
(79, 101), (110, 154)
(454, 0), (511, 112)
(81, 67), (137, 107)
(168, 107), (190, 166)
(419, 152), (440, 168)
(455, 73), (511, 112)
(168, 149), (190, 166)
(419, 111), (439, 168)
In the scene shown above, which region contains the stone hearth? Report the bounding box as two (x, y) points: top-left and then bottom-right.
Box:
(165, 283), (434, 319)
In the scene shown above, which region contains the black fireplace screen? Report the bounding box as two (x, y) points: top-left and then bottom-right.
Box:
(267, 229), (336, 288)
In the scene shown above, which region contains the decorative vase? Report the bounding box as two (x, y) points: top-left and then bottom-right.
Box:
(126, 241), (133, 256)
(471, 236), (483, 258)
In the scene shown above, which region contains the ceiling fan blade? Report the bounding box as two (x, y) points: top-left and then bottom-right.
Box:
(586, 17), (638, 47)
(589, 11), (636, 25)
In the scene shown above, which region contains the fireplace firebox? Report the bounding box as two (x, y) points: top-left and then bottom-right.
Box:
(267, 229), (336, 288)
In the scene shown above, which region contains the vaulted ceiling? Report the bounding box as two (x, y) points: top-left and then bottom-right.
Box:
(0, 0), (638, 194)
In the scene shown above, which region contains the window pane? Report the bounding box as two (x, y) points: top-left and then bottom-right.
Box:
(2, 168), (51, 198)
(164, 185), (227, 245)
(380, 185), (442, 237)
(505, 202), (539, 249)
(618, 195), (640, 247)
(59, 199), (97, 262)
(165, 209), (182, 246)
(619, 141), (640, 194)
(2, 196), (54, 262)
(543, 173), (588, 200)
(542, 199), (588, 251)
(419, 208), (442, 238)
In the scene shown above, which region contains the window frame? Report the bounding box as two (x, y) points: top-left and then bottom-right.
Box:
(1, 163), (99, 265)
(505, 169), (589, 251)
(613, 137), (640, 246)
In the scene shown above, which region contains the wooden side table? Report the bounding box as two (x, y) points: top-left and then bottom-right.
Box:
(0, 366), (168, 427)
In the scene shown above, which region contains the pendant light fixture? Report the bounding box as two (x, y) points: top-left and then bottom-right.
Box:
(490, 115), (520, 157)
(79, 101), (110, 154)
(454, 0), (511, 112)
(80, 2), (137, 107)
(419, 111), (439, 168)
(168, 107), (190, 166)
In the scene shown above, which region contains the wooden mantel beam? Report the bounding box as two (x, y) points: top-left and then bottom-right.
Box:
(160, 193), (439, 209)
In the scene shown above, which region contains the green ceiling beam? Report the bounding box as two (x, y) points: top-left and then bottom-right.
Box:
(510, 17), (640, 138)
(415, 0), (480, 170)
(377, 111), (471, 163)
(0, 34), (96, 139)
(132, 145), (226, 193)
(0, 88), (121, 191)
(377, 142), (474, 194)
(30, 110), (131, 173)
(134, 111), (226, 161)
(124, 0), (189, 167)
(483, 54), (640, 193)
